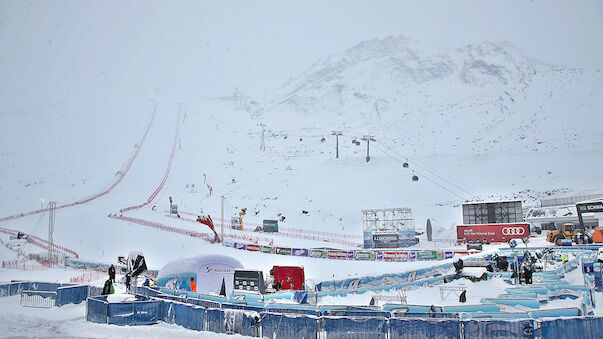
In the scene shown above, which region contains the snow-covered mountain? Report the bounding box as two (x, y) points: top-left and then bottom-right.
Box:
(267, 35), (602, 156)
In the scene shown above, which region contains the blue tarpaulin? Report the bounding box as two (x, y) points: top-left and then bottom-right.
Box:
(540, 316), (603, 339)
(56, 285), (88, 306)
(390, 318), (460, 339)
(260, 312), (319, 339)
(86, 297), (108, 324)
(323, 316), (388, 338)
(462, 319), (534, 339)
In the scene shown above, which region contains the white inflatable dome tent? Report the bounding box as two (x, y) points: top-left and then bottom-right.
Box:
(157, 254), (243, 296)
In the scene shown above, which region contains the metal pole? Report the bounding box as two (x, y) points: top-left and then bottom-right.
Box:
(48, 201), (56, 267)
(361, 136), (375, 162)
(221, 196), (224, 241)
(331, 131), (342, 159)
(260, 124), (266, 151)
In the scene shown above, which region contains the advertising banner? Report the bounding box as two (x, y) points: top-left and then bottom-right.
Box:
(376, 251), (384, 260)
(276, 247), (292, 256)
(347, 251), (354, 259)
(373, 233), (399, 248)
(223, 239), (234, 247)
(246, 244), (260, 252)
(408, 251), (417, 261)
(354, 251), (372, 260)
(292, 248), (308, 257)
(417, 251), (437, 260)
(436, 251), (444, 259)
(309, 249), (325, 258)
(444, 251), (454, 259)
(383, 251), (408, 261)
(456, 223), (529, 243)
(260, 246), (273, 254)
(327, 250), (348, 259)
(233, 242), (246, 250)
(263, 219), (279, 232)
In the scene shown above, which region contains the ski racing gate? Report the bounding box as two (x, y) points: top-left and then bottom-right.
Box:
(78, 247), (603, 338)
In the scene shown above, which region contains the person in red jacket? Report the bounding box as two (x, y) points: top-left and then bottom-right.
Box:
(190, 277), (197, 292)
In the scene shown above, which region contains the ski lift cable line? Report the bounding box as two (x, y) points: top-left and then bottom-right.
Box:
(373, 140), (475, 196)
(373, 146), (468, 200)
(374, 140), (476, 194)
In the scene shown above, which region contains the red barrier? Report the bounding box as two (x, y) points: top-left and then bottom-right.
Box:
(120, 105), (181, 213)
(2, 260), (50, 271)
(109, 214), (212, 241)
(70, 270), (104, 283)
(0, 104), (158, 224)
(0, 226), (79, 258)
(168, 213), (362, 247)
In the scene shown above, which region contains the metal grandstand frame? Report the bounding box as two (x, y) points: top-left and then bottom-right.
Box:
(362, 208), (415, 233)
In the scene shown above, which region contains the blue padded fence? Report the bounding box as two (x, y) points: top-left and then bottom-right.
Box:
(540, 316), (603, 339)
(461, 319), (534, 339)
(56, 285), (88, 306)
(86, 296), (108, 323)
(260, 312), (319, 339)
(173, 303), (204, 331)
(323, 316), (389, 339)
(390, 318), (461, 339)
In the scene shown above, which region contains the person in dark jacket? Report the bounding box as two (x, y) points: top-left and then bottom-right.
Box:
(108, 264), (116, 283)
(101, 279), (114, 295)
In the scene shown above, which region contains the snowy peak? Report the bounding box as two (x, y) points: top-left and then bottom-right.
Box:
(457, 41), (539, 86)
(279, 36), (540, 107)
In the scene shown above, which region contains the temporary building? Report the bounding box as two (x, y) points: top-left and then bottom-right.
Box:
(157, 254), (244, 295)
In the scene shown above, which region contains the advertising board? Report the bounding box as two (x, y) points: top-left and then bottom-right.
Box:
(309, 249), (326, 258)
(372, 233), (399, 248)
(327, 250), (348, 259)
(276, 247), (292, 256)
(456, 223), (530, 243)
(292, 248), (308, 257)
(263, 219), (279, 232)
(246, 244), (260, 252)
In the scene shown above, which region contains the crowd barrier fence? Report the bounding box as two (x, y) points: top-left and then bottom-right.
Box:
(80, 286), (603, 338)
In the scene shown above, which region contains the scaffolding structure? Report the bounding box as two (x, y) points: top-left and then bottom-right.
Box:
(362, 208), (415, 233)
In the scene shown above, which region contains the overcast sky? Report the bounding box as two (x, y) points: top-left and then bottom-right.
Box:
(1, 0), (602, 99)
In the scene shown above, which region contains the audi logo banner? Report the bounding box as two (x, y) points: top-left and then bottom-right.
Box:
(456, 223), (529, 243)
(502, 227), (526, 236)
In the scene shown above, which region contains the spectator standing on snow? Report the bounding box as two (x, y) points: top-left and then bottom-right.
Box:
(190, 277), (197, 292)
(109, 264), (116, 283)
(102, 279), (115, 295)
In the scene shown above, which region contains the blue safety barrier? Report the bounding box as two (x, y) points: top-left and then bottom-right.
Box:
(88, 286), (103, 296)
(265, 306), (322, 316)
(173, 303), (204, 331)
(390, 318), (461, 339)
(323, 316), (389, 338)
(56, 285), (88, 306)
(527, 307), (581, 319)
(540, 316), (603, 339)
(441, 304), (500, 313)
(462, 319), (534, 339)
(106, 299), (160, 325)
(205, 308), (224, 333)
(86, 296), (108, 323)
(481, 298), (540, 309)
(392, 312), (460, 319)
(324, 309), (391, 318)
(159, 300), (176, 323)
(186, 297), (221, 309)
(0, 282), (29, 296)
(259, 312), (320, 339)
